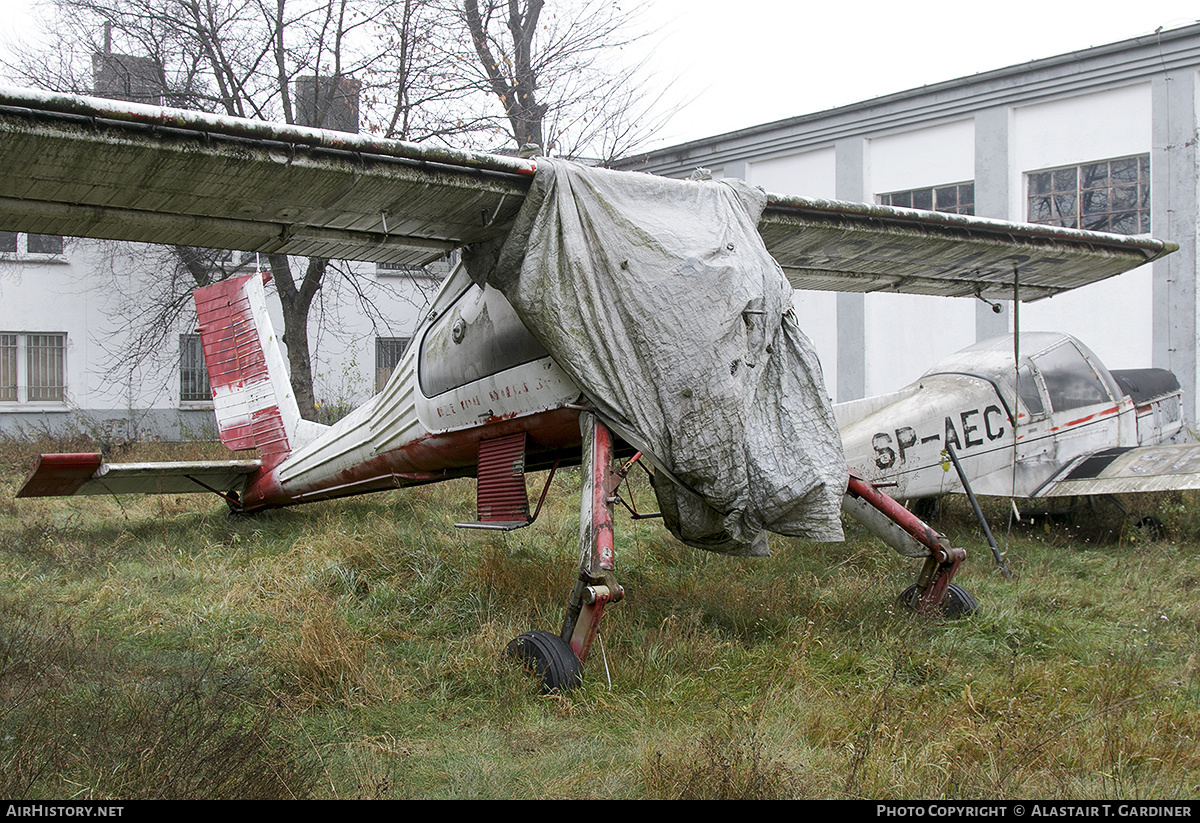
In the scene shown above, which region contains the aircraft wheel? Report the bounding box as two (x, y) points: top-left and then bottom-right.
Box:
(505, 630), (583, 693)
(911, 497), (939, 522)
(1133, 515), (1165, 542)
(898, 583), (978, 618)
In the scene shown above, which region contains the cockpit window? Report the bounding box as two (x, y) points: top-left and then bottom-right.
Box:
(1015, 364), (1044, 416)
(418, 284), (549, 397)
(1031, 342), (1112, 413)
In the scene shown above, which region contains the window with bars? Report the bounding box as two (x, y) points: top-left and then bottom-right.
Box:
(180, 334), (211, 403)
(1027, 155), (1150, 235)
(0, 333), (66, 404)
(0, 232), (65, 256)
(377, 251), (457, 278)
(376, 262), (429, 276)
(376, 337), (410, 393)
(878, 182), (975, 215)
(0, 334), (16, 402)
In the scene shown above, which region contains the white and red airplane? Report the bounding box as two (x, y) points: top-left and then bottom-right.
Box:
(1, 87), (1177, 690)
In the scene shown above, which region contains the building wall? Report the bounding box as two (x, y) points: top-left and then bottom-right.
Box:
(0, 238), (437, 441)
(619, 24), (1200, 422)
(1011, 84), (1156, 371)
(861, 120), (979, 398)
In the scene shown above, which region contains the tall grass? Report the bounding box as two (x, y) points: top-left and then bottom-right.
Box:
(2, 439), (1200, 797)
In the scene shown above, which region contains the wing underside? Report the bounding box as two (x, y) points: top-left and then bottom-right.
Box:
(759, 196), (1174, 301)
(16, 453), (261, 498)
(1035, 444), (1200, 497)
(0, 86), (1176, 297)
(0, 87), (534, 268)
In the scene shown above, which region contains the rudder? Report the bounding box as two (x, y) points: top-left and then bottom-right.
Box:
(193, 271), (322, 467)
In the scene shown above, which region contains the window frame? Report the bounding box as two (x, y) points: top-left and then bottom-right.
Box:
(878, 182), (975, 215)
(179, 333), (212, 405)
(1026, 154), (1151, 235)
(375, 336), (411, 393)
(0, 332), (68, 406)
(0, 232), (67, 259)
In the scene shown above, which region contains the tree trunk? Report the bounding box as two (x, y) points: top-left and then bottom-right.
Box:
(463, 0), (547, 150)
(269, 254), (325, 420)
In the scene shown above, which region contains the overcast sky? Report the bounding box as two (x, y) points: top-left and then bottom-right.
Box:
(638, 0), (1200, 146)
(0, 0), (1197, 149)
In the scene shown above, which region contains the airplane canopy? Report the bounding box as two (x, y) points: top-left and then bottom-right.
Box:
(0, 86), (1176, 300)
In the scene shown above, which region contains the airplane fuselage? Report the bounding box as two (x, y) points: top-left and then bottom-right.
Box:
(837, 333), (1184, 501)
(239, 266), (585, 511)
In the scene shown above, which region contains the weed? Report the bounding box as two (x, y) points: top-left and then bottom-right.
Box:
(5, 440), (1200, 797)
(0, 601), (318, 799)
(641, 700), (801, 799)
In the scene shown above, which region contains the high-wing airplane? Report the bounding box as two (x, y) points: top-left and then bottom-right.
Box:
(839, 330), (1200, 509)
(0, 86), (1178, 690)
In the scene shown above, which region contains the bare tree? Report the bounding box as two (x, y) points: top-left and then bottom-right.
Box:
(456, 0), (677, 162)
(1, 0), (678, 422)
(2, 0), (466, 418)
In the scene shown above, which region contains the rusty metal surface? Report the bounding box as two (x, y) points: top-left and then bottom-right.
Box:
(564, 414), (622, 664)
(0, 86), (534, 266)
(760, 194), (1176, 301)
(474, 432), (530, 523)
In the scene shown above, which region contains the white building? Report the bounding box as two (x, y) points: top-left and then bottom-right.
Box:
(0, 233), (440, 441)
(620, 23), (1200, 422)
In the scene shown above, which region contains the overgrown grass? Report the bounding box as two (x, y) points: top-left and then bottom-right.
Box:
(2, 439), (1200, 798)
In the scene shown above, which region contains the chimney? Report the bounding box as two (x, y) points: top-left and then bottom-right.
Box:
(92, 51), (164, 105)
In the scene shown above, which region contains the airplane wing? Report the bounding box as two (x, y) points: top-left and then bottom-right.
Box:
(1032, 444), (1200, 497)
(0, 86), (534, 267)
(0, 86), (1176, 297)
(16, 453), (261, 499)
(759, 196), (1174, 301)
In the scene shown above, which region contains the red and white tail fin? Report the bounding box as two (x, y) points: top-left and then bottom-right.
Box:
(193, 271), (325, 467)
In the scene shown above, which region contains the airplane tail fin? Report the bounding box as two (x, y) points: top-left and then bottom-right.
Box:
(193, 271), (325, 467)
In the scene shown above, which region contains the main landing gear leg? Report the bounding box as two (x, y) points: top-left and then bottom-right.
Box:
(845, 473), (977, 618)
(506, 412), (624, 691)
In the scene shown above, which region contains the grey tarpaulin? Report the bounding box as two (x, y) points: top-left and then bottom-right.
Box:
(465, 158), (846, 556)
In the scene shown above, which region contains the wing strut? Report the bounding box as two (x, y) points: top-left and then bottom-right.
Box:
(945, 443), (1011, 578)
(1011, 263), (1022, 511)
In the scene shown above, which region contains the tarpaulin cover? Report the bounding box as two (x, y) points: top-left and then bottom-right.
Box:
(466, 159), (846, 555)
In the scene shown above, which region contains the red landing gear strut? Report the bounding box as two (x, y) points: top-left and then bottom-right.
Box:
(845, 472), (976, 617)
(506, 412), (625, 692)
(506, 423), (977, 692)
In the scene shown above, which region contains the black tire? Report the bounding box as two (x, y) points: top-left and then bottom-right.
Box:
(898, 582), (978, 618)
(505, 630), (583, 693)
(1134, 515), (1165, 542)
(911, 497), (939, 522)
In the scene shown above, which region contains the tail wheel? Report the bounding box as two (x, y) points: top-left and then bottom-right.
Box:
(898, 582), (978, 618)
(505, 630), (583, 693)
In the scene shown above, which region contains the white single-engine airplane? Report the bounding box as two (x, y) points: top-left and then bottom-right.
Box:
(838, 332), (1200, 508)
(0, 87), (1177, 690)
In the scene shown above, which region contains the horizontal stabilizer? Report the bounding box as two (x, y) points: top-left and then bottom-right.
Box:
(17, 453), (261, 498)
(1037, 444), (1200, 497)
